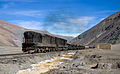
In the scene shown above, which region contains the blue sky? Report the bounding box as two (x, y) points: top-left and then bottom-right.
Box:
(0, 0), (119, 37)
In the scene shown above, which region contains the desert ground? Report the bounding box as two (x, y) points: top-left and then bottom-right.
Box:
(0, 44), (119, 74)
(0, 46), (22, 54)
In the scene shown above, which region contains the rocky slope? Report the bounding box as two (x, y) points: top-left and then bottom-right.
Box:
(50, 49), (120, 74)
(70, 11), (120, 46)
(0, 20), (73, 47)
(0, 20), (26, 47)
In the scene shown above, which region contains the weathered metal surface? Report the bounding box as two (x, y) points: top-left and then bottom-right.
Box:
(22, 31), (68, 53)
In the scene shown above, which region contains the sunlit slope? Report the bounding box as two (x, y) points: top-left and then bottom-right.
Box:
(0, 20), (26, 46)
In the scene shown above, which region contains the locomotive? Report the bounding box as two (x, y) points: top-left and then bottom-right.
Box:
(22, 31), (68, 53)
(22, 31), (85, 53)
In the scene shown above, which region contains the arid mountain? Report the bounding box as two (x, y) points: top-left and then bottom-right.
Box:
(0, 20), (73, 47)
(0, 20), (26, 47)
(70, 11), (120, 46)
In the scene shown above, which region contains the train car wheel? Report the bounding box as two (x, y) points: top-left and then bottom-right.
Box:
(43, 50), (46, 53)
(37, 48), (39, 53)
(48, 48), (50, 52)
(38, 48), (41, 53)
(40, 49), (42, 53)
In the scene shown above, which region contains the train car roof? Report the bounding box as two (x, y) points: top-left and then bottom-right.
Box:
(24, 31), (46, 36)
(24, 30), (67, 41)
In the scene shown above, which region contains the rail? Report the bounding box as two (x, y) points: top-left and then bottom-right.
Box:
(0, 53), (25, 56)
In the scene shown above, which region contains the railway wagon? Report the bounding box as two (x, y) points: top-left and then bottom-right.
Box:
(68, 44), (85, 50)
(22, 31), (68, 53)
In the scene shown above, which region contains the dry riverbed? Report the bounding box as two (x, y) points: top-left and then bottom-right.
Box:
(0, 48), (120, 74)
(17, 52), (75, 74)
(0, 50), (76, 74)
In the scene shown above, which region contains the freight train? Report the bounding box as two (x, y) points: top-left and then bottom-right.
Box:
(22, 31), (85, 53)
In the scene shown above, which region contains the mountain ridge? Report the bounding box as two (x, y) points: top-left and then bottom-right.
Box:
(70, 11), (120, 46)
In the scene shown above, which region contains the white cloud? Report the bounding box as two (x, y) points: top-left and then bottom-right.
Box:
(69, 17), (94, 26)
(56, 33), (80, 37)
(11, 10), (42, 17)
(10, 20), (44, 30)
(0, 9), (44, 18)
(0, 0), (70, 2)
(2, 2), (14, 9)
(9, 16), (96, 37)
(68, 16), (95, 30)
(98, 10), (116, 14)
(53, 22), (71, 29)
(0, 0), (36, 2)
(45, 16), (95, 34)
(9, 20), (80, 37)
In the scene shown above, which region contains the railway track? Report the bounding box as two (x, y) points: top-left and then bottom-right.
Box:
(0, 53), (26, 56)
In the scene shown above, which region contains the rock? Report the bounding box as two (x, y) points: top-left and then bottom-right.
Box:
(90, 55), (96, 58)
(91, 63), (98, 69)
(12, 59), (17, 62)
(63, 66), (65, 68)
(117, 63), (120, 68)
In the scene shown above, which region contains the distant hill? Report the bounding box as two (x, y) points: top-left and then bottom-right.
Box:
(70, 11), (120, 46)
(0, 20), (73, 47)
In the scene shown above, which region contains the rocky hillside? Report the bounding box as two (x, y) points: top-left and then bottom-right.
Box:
(70, 11), (120, 46)
(0, 20), (26, 47)
(0, 20), (73, 47)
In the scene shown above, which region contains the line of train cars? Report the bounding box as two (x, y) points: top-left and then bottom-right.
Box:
(22, 31), (85, 53)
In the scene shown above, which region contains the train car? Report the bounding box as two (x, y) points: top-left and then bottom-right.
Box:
(22, 31), (68, 53)
(68, 44), (85, 50)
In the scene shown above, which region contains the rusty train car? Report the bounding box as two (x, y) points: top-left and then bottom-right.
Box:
(22, 31), (85, 53)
